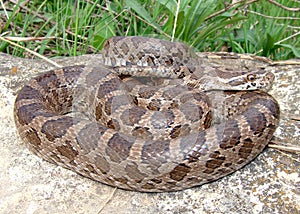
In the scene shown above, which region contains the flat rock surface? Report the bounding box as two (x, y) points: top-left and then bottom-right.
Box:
(0, 52), (299, 214)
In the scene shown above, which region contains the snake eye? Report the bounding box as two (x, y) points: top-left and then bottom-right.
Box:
(247, 74), (256, 82)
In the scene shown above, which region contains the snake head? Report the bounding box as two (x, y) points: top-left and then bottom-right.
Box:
(189, 69), (275, 91)
(227, 71), (275, 91)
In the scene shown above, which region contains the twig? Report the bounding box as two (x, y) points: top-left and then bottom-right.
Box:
(205, 0), (259, 20)
(93, 9), (128, 35)
(271, 60), (300, 65)
(291, 116), (300, 121)
(129, 11), (170, 39)
(97, 188), (117, 214)
(171, 0), (181, 42)
(267, 0), (300, 12)
(0, 36), (62, 67)
(275, 149), (300, 162)
(275, 31), (300, 46)
(287, 114), (300, 121)
(268, 143), (300, 153)
(255, 30), (300, 55)
(8, 0), (87, 41)
(277, 23), (300, 30)
(83, 0), (115, 14)
(247, 10), (300, 20)
(3, 36), (56, 42)
(0, 0), (9, 19)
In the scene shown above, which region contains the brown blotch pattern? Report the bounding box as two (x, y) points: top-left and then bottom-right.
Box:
(219, 120), (241, 149)
(170, 163), (191, 181)
(150, 178), (162, 184)
(240, 91), (257, 100)
(81, 164), (98, 175)
(170, 124), (191, 139)
(114, 177), (129, 185)
(95, 102), (103, 121)
(41, 117), (79, 141)
(243, 108), (266, 136)
(125, 162), (147, 181)
(57, 141), (79, 163)
(106, 133), (134, 163)
(150, 110), (175, 130)
(36, 72), (63, 111)
(97, 77), (122, 100)
(185, 132), (207, 163)
(120, 42), (129, 55)
(204, 151), (226, 173)
(34, 70), (59, 90)
(138, 89), (156, 99)
(131, 126), (152, 139)
(16, 85), (42, 101)
(180, 103), (204, 123)
(16, 103), (53, 126)
(103, 97), (113, 115)
(170, 125), (182, 139)
(106, 119), (120, 130)
(120, 107), (146, 126)
(147, 99), (161, 111)
(25, 129), (42, 148)
(238, 138), (255, 159)
(203, 110), (212, 129)
(254, 97), (280, 117)
(141, 140), (170, 166)
(76, 123), (107, 153)
(141, 183), (155, 190)
(85, 69), (106, 86)
(163, 85), (186, 100)
(61, 65), (84, 84)
(95, 155), (111, 174)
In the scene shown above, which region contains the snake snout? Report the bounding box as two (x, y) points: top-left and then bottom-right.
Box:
(260, 72), (275, 90)
(264, 72), (275, 83)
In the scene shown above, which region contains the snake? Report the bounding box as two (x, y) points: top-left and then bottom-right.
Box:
(14, 36), (280, 192)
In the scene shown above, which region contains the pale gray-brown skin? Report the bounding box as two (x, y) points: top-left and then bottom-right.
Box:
(14, 36), (280, 192)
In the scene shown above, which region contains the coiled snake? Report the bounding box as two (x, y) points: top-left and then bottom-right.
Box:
(14, 36), (280, 192)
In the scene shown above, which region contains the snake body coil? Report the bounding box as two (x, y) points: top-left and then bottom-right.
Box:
(14, 37), (280, 192)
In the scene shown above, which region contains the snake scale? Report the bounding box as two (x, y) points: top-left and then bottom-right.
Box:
(14, 36), (280, 192)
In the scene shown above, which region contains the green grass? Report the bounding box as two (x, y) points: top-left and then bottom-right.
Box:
(0, 0), (299, 60)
